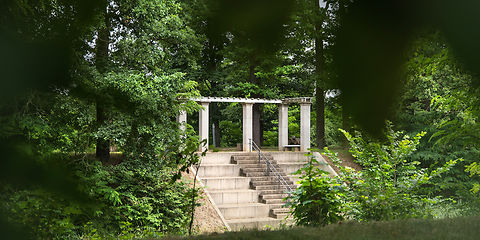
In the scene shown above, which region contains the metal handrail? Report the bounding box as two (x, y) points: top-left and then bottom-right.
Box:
(249, 139), (293, 194)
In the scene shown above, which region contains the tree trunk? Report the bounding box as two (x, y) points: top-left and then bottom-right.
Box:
(95, 10), (110, 162)
(260, 108), (264, 146)
(205, 36), (223, 147)
(253, 103), (262, 146)
(249, 63), (263, 146)
(314, 0), (326, 149)
(315, 88), (326, 148)
(212, 102), (221, 147)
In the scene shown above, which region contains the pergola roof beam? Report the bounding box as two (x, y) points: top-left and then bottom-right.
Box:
(191, 97), (312, 104)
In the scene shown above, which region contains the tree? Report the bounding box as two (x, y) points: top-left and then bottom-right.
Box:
(313, 0), (327, 148)
(1, 0), (204, 237)
(189, 0), (297, 147)
(95, 7), (111, 161)
(285, 0), (346, 148)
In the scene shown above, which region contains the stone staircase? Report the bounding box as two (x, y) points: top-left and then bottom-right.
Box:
(197, 152), (296, 230)
(233, 154), (295, 221)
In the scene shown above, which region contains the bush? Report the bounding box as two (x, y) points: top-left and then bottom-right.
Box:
(286, 152), (344, 226)
(329, 126), (460, 221)
(0, 71), (202, 238)
(1, 157), (197, 239)
(288, 125), (461, 225)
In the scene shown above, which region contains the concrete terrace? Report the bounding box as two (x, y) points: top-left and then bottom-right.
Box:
(180, 97), (335, 230)
(193, 151), (336, 231)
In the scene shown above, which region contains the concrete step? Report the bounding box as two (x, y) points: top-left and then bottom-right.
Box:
(272, 208), (290, 215)
(238, 163), (264, 168)
(209, 189), (260, 205)
(232, 158), (258, 162)
(273, 213), (289, 219)
(269, 203), (288, 210)
(244, 171), (287, 177)
(250, 176), (283, 181)
(201, 153), (236, 164)
(196, 164), (240, 177)
(263, 198), (285, 204)
(242, 166), (285, 172)
(255, 185), (292, 191)
(239, 163), (281, 169)
(235, 159), (278, 165)
(232, 155), (274, 160)
(232, 153), (264, 156)
(217, 203), (270, 219)
(251, 180), (293, 187)
(259, 189), (292, 195)
(260, 193), (289, 199)
(242, 169), (285, 176)
(201, 177), (250, 190)
(242, 167), (269, 173)
(226, 217), (284, 231)
(270, 208), (292, 219)
(234, 160), (259, 165)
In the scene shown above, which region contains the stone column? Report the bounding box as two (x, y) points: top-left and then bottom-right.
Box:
(199, 102), (209, 152)
(242, 103), (253, 152)
(177, 110), (187, 132)
(278, 104), (289, 151)
(300, 103), (311, 152)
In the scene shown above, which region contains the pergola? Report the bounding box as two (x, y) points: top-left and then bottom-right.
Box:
(177, 97), (312, 152)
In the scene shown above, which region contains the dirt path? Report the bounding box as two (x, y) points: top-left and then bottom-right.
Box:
(183, 172), (226, 234)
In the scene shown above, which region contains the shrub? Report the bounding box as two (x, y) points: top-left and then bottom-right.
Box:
(327, 126), (460, 221)
(1, 157), (197, 239)
(286, 152), (345, 226)
(288, 125), (461, 225)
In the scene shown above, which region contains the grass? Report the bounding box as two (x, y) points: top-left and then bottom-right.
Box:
(165, 216), (480, 240)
